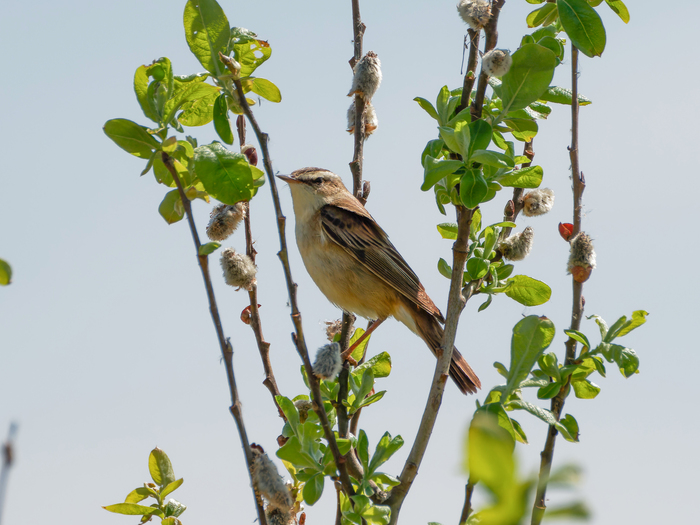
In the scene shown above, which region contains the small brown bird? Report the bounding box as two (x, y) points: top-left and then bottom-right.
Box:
(278, 168), (481, 394)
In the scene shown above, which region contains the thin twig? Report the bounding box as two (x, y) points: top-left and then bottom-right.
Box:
(459, 478), (476, 525)
(349, 0), (367, 202)
(161, 152), (266, 525)
(235, 118), (283, 412)
(0, 423), (18, 525)
(471, 0), (506, 120)
(457, 29), (481, 114)
(531, 45), (585, 525)
(387, 207), (474, 523)
(220, 54), (357, 499)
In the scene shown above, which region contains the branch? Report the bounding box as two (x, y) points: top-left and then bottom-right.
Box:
(161, 152), (266, 525)
(349, 0), (367, 202)
(457, 29), (481, 114)
(220, 54), (357, 500)
(0, 422), (18, 525)
(531, 45), (585, 525)
(387, 206), (474, 523)
(459, 478), (476, 525)
(471, 0), (506, 120)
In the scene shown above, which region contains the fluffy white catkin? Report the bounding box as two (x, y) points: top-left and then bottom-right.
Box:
(206, 202), (246, 241)
(220, 248), (257, 290)
(347, 51), (382, 100)
(251, 449), (293, 511)
(522, 188), (555, 217)
(567, 232), (596, 272)
(499, 226), (534, 261)
(482, 49), (512, 77)
(312, 342), (342, 380)
(347, 100), (378, 137)
(457, 0), (492, 30)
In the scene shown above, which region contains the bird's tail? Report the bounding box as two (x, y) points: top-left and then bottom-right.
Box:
(415, 312), (481, 395)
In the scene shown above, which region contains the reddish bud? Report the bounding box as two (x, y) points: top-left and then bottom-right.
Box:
(571, 265), (593, 283)
(241, 144), (258, 166)
(559, 222), (574, 241)
(240, 304), (262, 325)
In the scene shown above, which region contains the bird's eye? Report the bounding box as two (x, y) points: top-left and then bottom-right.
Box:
(313, 177), (323, 184)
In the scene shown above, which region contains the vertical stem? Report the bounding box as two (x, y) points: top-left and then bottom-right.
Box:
(161, 153), (266, 525)
(457, 29), (480, 114)
(349, 0), (367, 201)
(459, 478), (476, 525)
(471, 0), (506, 120)
(0, 423), (18, 525)
(531, 45), (585, 525)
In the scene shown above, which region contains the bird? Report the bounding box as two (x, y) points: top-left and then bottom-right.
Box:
(278, 167), (481, 394)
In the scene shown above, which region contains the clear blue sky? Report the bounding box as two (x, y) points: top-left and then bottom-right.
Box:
(1, 1), (697, 524)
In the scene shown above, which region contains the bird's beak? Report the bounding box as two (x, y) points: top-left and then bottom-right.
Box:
(277, 174), (300, 184)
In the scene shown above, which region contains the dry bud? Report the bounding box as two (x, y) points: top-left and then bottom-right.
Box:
(567, 232), (596, 281)
(347, 100), (378, 137)
(457, 0), (492, 31)
(482, 49), (512, 77)
(325, 319), (344, 341)
(241, 144), (258, 166)
(206, 202), (246, 241)
(266, 506), (294, 525)
(499, 226), (534, 261)
(312, 342), (342, 380)
(220, 248), (257, 290)
(522, 188), (555, 217)
(347, 51), (382, 100)
(251, 448), (293, 511)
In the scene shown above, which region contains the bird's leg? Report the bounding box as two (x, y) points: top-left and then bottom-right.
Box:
(340, 318), (385, 362)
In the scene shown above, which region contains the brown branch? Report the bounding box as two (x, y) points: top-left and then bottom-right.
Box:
(531, 45), (585, 525)
(387, 206), (474, 523)
(161, 152), (266, 525)
(234, 118), (283, 412)
(349, 0), (367, 202)
(457, 29), (481, 114)
(459, 478), (476, 525)
(220, 54), (357, 500)
(471, 0), (506, 120)
(0, 422), (18, 524)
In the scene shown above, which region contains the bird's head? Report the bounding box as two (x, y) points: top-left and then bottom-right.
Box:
(278, 168), (350, 217)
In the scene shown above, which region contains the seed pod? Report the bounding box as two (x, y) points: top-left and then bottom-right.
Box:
(347, 51), (382, 100)
(251, 448), (293, 511)
(312, 342), (342, 380)
(347, 100), (378, 137)
(522, 188), (555, 217)
(457, 0), (492, 31)
(206, 203), (246, 241)
(499, 226), (534, 261)
(220, 248), (257, 290)
(325, 319), (344, 341)
(567, 232), (596, 282)
(482, 48), (512, 77)
(266, 506), (294, 525)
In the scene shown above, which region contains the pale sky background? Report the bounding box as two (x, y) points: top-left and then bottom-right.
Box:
(1, 1), (697, 524)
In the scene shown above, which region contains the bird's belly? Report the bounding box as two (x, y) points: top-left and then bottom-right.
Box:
(299, 236), (396, 320)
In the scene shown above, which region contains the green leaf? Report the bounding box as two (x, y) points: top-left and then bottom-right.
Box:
(248, 78), (282, 102)
(353, 352), (392, 379)
(368, 432), (404, 476)
(504, 316), (556, 400)
(178, 90), (218, 126)
(493, 361), (509, 378)
(500, 44), (557, 115)
(302, 472), (325, 505)
(537, 382), (562, 399)
(540, 85), (592, 106)
(437, 258), (452, 279)
(357, 430), (370, 472)
(605, 0), (630, 23)
(439, 121), (471, 158)
(124, 487), (155, 504)
(276, 436), (320, 470)
(468, 120), (493, 159)
(161, 478), (184, 499)
(158, 190), (185, 224)
(611, 345), (639, 377)
(194, 142), (264, 204)
(198, 242), (221, 256)
(504, 275), (551, 306)
(572, 378), (600, 399)
(478, 294), (493, 312)
(477, 403), (523, 445)
(231, 30), (272, 77)
(544, 502), (591, 519)
(557, 0), (606, 57)
(103, 119), (160, 159)
(503, 118), (538, 142)
(507, 400), (577, 442)
(437, 223), (458, 240)
(564, 329), (590, 350)
(559, 414), (580, 441)
(134, 59), (173, 123)
(103, 503), (164, 517)
(460, 169), (489, 209)
(538, 352), (561, 382)
(526, 3), (557, 27)
(348, 327), (370, 362)
(466, 411), (515, 493)
(149, 448), (176, 487)
(421, 139), (445, 166)
(414, 97), (439, 121)
(421, 156), (463, 191)
(275, 395), (300, 436)
(470, 150), (515, 168)
(163, 81), (220, 125)
(0, 259), (11, 286)
(466, 257), (490, 280)
(213, 94), (234, 145)
(435, 85), (451, 126)
(183, 0), (230, 75)
(616, 310), (648, 337)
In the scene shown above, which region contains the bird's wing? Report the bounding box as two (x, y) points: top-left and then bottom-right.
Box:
(319, 203), (443, 321)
